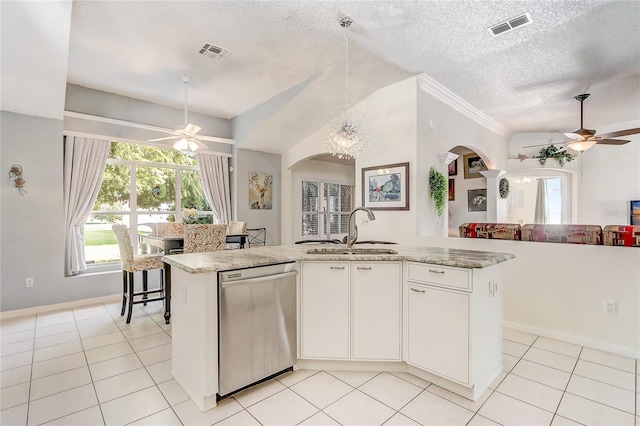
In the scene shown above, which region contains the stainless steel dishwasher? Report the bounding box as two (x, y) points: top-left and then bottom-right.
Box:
(218, 262), (297, 398)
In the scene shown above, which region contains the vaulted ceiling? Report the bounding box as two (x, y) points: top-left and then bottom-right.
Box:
(2, 1), (639, 154)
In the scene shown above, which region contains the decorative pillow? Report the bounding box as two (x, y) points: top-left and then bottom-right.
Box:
(521, 224), (602, 245)
(603, 225), (640, 247)
(459, 223), (521, 241)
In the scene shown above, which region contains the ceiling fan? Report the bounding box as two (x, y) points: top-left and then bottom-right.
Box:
(526, 93), (640, 152)
(148, 75), (207, 152)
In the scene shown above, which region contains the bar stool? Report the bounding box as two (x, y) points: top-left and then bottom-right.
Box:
(112, 224), (165, 323)
(184, 224), (228, 253)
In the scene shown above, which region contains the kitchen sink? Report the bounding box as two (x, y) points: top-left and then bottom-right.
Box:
(305, 247), (398, 255)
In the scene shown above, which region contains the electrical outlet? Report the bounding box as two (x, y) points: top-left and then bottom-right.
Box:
(25, 278), (34, 288)
(603, 300), (616, 314)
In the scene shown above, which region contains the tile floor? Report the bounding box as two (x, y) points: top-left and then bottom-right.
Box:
(1, 301), (638, 425)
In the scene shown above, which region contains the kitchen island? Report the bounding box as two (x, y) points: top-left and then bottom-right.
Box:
(162, 244), (514, 411)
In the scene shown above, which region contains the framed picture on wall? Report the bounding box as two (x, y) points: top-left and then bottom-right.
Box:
(362, 162), (410, 210)
(249, 172), (273, 209)
(448, 179), (455, 201)
(468, 188), (487, 212)
(631, 200), (640, 225)
(463, 153), (488, 179)
(448, 159), (457, 176)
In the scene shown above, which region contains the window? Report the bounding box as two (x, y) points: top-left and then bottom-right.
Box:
(84, 142), (211, 269)
(301, 180), (353, 239)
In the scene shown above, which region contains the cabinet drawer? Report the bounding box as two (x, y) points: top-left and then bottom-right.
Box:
(406, 262), (471, 291)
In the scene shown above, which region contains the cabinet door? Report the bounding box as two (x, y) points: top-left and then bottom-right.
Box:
(407, 284), (469, 384)
(352, 262), (401, 361)
(300, 262), (350, 359)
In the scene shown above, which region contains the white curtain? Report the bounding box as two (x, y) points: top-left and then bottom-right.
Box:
(197, 153), (231, 224)
(534, 178), (549, 224)
(64, 136), (111, 276)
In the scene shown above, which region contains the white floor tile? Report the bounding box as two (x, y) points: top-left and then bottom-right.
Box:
(76, 317), (120, 339)
(523, 347), (578, 373)
(497, 374), (563, 412)
(0, 317), (35, 335)
(399, 390), (474, 426)
(30, 366), (92, 400)
(487, 371), (507, 390)
(550, 414), (584, 425)
(466, 414), (500, 425)
(426, 384), (492, 412)
(145, 359), (173, 384)
(556, 392), (634, 425)
(0, 351), (33, 371)
(566, 374), (635, 413)
(234, 378), (286, 408)
(298, 411), (341, 425)
(26, 384), (98, 426)
(136, 343), (171, 366)
(31, 352), (86, 380)
(100, 386), (169, 426)
(573, 359), (636, 391)
(0, 329), (34, 345)
(478, 391), (554, 426)
(128, 331), (171, 352)
(359, 372), (423, 411)
(502, 339), (529, 358)
(390, 371), (431, 389)
(579, 347), (636, 373)
(0, 365), (31, 389)
(89, 353), (144, 381)
(81, 331), (126, 351)
(246, 388), (318, 426)
(34, 330), (79, 349)
(41, 405), (104, 425)
(35, 314), (75, 329)
(0, 403), (28, 426)
(326, 370), (379, 387)
(502, 353), (519, 372)
(0, 382), (29, 410)
(325, 389), (395, 426)
(532, 337), (582, 358)
(290, 371), (353, 409)
(122, 323), (165, 340)
(129, 408), (182, 426)
(116, 315), (157, 331)
(174, 397), (243, 426)
(85, 341), (133, 364)
(1, 339), (34, 356)
(94, 367), (155, 403)
(35, 322), (77, 338)
(276, 368), (319, 387)
(33, 340), (83, 363)
(510, 359), (571, 390)
(382, 412), (421, 425)
(502, 328), (537, 346)
(158, 379), (190, 406)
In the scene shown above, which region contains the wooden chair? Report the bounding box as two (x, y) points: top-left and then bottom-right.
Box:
(184, 224), (228, 253)
(112, 224), (165, 323)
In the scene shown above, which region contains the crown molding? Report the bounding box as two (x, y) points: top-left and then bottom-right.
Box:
(417, 74), (512, 138)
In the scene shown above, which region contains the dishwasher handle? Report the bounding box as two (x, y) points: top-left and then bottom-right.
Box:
(220, 271), (298, 288)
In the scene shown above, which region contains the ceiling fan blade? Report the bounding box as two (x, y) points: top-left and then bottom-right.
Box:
(596, 139), (631, 145)
(563, 132), (584, 141)
(148, 136), (179, 142)
(524, 142), (568, 148)
(597, 128), (640, 139)
(184, 123), (201, 135)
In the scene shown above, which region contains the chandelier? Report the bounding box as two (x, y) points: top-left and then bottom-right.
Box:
(322, 16), (371, 160)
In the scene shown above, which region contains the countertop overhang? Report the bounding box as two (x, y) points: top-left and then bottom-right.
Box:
(162, 244), (515, 274)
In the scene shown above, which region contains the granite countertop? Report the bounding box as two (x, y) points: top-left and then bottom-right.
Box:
(162, 244), (515, 274)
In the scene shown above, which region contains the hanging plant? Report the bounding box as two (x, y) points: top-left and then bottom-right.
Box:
(428, 167), (447, 217)
(537, 145), (574, 167)
(499, 178), (510, 199)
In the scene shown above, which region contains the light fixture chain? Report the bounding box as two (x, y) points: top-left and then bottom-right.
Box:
(344, 31), (349, 106)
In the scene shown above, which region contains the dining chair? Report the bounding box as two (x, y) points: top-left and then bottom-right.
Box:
(184, 224), (228, 253)
(226, 220), (248, 249)
(112, 224), (165, 324)
(156, 222), (184, 238)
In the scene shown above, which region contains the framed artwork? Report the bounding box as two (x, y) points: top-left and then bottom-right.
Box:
(468, 188), (487, 212)
(448, 179), (455, 201)
(362, 162), (409, 210)
(631, 200), (640, 225)
(463, 153), (488, 179)
(249, 172), (273, 209)
(448, 159), (457, 176)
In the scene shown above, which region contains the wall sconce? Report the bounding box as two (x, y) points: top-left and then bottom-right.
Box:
(9, 164), (26, 195)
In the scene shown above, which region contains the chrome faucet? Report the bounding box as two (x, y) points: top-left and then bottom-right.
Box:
(346, 207), (376, 248)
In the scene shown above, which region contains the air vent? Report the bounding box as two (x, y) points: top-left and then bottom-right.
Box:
(198, 43), (230, 60)
(489, 13), (532, 36)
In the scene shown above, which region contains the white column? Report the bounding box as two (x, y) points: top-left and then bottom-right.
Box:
(438, 152), (459, 236)
(480, 170), (507, 222)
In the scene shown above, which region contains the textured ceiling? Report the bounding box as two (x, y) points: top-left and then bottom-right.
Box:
(3, 1), (640, 154)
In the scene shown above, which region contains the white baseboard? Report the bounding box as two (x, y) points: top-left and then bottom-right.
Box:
(503, 320), (640, 360)
(0, 294), (121, 320)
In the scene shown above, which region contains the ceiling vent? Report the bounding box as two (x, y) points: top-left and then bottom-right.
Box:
(198, 43), (230, 60)
(489, 13), (532, 36)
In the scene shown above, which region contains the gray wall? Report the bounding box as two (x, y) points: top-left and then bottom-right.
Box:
(1, 111), (120, 311)
(234, 149), (281, 246)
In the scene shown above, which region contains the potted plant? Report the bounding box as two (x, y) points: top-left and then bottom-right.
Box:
(537, 145), (574, 167)
(499, 178), (510, 199)
(429, 167), (447, 217)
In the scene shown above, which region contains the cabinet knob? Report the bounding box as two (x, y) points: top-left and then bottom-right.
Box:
(330, 266), (346, 270)
(411, 288), (426, 293)
(428, 269), (445, 274)
(356, 267), (372, 271)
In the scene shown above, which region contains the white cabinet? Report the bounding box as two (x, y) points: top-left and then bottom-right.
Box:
(300, 261), (402, 361)
(405, 262), (502, 398)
